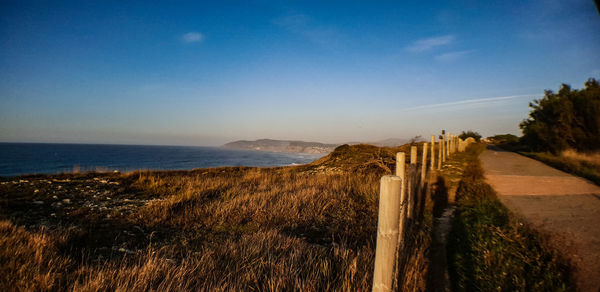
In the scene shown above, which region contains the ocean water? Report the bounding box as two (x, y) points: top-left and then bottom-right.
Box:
(0, 143), (324, 177)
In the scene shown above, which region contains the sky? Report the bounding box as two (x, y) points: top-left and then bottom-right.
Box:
(1, 0), (599, 146)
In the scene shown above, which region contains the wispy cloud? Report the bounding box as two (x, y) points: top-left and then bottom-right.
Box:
(274, 13), (342, 48)
(181, 32), (204, 43)
(405, 35), (454, 53)
(402, 94), (541, 112)
(435, 50), (474, 62)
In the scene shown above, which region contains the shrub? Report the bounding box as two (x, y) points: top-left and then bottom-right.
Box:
(458, 131), (482, 142)
(520, 78), (600, 153)
(487, 134), (519, 145)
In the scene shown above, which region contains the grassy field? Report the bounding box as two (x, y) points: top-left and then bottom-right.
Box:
(0, 143), (438, 291)
(5, 142), (572, 291)
(447, 144), (575, 291)
(520, 149), (600, 185)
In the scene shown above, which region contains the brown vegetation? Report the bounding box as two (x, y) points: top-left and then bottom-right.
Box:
(521, 149), (600, 185)
(0, 143), (439, 291)
(560, 149), (600, 167)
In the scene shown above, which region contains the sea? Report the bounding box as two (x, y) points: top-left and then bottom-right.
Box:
(0, 143), (324, 177)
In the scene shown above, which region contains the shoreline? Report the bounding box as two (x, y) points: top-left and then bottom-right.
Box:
(0, 143), (323, 178)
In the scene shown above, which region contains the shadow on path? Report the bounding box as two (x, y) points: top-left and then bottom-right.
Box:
(426, 176), (454, 292)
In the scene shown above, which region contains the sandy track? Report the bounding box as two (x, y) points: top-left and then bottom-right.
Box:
(480, 146), (600, 292)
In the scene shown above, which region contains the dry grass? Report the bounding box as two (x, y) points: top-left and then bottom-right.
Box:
(134, 168), (379, 245)
(522, 149), (600, 185)
(561, 149), (600, 167)
(72, 230), (373, 291)
(0, 221), (71, 290)
(0, 218), (375, 291)
(0, 143), (442, 291)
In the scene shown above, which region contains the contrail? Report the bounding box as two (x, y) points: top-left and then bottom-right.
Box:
(401, 94), (541, 112)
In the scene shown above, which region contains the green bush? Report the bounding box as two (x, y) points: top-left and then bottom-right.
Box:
(520, 78), (600, 153)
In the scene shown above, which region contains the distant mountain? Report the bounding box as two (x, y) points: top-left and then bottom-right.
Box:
(222, 139), (339, 154)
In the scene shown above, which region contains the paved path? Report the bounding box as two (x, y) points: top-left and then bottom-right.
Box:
(480, 146), (600, 292)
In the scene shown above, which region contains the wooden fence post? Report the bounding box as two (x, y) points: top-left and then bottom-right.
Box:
(421, 143), (428, 184)
(441, 136), (446, 162)
(407, 169), (414, 219)
(396, 152), (406, 237)
(456, 136), (459, 152)
(430, 135), (435, 171)
(447, 134), (451, 156)
(408, 146), (417, 219)
(454, 135), (457, 153)
(438, 138), (442, 170)
(445, 134), (449, 157)
(396, 152), (405, 179)
(451, 135), (455, 153)
(372, 175), (402, 292)
(454, 136), (460, 152)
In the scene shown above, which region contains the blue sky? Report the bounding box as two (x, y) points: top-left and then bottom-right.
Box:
(1, 0), (599, 146)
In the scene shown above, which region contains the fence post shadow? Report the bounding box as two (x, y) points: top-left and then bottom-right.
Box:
(425, 175), (451, 292)
(431, 176), (448, 218)
(417, 177), (428, 221)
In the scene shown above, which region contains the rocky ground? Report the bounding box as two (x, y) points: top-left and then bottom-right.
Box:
(0, 172), (162, 259)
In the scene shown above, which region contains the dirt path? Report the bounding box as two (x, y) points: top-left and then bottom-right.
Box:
(480, 146), (600, 291)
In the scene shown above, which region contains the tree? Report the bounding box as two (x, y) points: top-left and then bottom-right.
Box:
(519, 78), (600, 153)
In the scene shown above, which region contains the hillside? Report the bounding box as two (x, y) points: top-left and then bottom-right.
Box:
(0, 142), (429, 291)
(222, 139), (339, 154)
